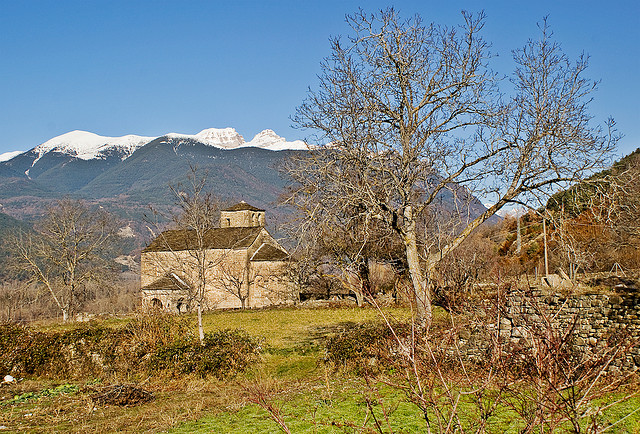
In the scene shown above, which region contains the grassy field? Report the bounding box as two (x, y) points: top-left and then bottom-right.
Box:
(1, 306), (639, 433)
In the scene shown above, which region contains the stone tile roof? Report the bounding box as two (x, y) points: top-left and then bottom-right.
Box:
(141, 274), (190, 291)
(222, 202), (265, 212)
(251, 243), (289, 261)
(142, 226), (262, 253)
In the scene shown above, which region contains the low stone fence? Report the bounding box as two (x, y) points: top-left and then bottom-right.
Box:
(499, 291), (640, 372)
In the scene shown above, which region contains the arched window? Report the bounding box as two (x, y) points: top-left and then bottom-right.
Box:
(151, 298), (163, 309)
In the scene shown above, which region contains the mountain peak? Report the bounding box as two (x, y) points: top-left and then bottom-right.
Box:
(166, 127), (307, 151)
(167, 127), (245, 149)
(248, 129), (308, 151)
(34, 130), (154, 160)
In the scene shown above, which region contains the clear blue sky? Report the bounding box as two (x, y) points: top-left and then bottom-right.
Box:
(1, 0), (638, 157)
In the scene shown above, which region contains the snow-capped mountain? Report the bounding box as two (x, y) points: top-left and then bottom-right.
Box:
(0, 127), (311, 217)
(166, 128), (307, 151)
(32, 130), (154, 162)
(166, 128), (245, 149)
(6, 127), (307, 165)
(0, 151), (24, 162)
(245, 129), (307, 151)
(495, 206), (528, 218)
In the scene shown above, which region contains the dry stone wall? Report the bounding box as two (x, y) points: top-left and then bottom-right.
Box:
(500, 291), (640, 372)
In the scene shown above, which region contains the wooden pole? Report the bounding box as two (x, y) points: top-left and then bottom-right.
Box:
(516, 213), (522, 254)
(543, 216), (549, 277)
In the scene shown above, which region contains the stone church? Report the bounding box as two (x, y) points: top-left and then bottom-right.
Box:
(140, 202), (293, 312)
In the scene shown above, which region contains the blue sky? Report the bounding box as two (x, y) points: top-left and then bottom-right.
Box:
(1, 0), (638, 157)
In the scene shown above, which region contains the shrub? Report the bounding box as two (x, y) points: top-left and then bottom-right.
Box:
(325, 322), (412, 373)
(0, 315), (261, 380)
(151, 329), (261, 379)
(123, 311), (195, 349)
(0, 322), (127, 378)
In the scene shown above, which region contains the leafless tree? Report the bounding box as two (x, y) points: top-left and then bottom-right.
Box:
(215, 262), (255, 310)
(546, 150), (640, 273)
(11, 198), (119, 321)
(147, 166), (222, 344)
(281, 189), (401, 305)
(584, 153), (640, 269)
(287, 9), (617, 327)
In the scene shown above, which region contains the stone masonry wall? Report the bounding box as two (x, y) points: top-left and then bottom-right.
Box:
(499, 291), (640, 372)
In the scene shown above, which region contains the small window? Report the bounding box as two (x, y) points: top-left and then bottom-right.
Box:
(151, 298), (163, 309)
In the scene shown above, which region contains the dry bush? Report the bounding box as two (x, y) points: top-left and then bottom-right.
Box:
(0, 313), (261, 381)
(432, 228), (500, 312)
(324, 288), (639, 432)
(86, 384), (154, 407)
(492, 294), (639, 432)
(0, 281), (59, 322)
(325, 322), (414, 374)
(0, 275), (140, 323)
(82, 275), (139, 316)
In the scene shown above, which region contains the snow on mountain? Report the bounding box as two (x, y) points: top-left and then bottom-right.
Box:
(246, 129), (308, 151)
(9, 127), (308, 168)
(33, 130), (154, 161)
(166, 128), (308, 151)
(166, 127), (246, 149)
(496, 206), (528, 218)
(0, 151), (24, 162)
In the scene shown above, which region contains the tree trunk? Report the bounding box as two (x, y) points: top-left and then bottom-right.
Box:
(351, 289), (364, 307)
(359, 259), (372, 303)
(62, 307), (69, 322)
(197, 303), (205, 346)
(402, 207), (432, 329)
(244, 260), (251, 309)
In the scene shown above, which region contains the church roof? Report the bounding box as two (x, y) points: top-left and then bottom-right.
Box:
(142, 226), (262, 253)
(222, 202), (265, 212)
(250, 243), (289, 262)
(141, 274), (190, 291)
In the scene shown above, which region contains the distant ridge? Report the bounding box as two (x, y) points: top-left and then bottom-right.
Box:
(0, 130), (309, 224)
(2, 127), (308, 166)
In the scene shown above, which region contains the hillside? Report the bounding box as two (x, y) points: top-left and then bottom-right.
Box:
(0, 129), (306, 225)
(0, 127), (497, 262)
(547, 147), (640, 214)
(496, 148), (640, 274)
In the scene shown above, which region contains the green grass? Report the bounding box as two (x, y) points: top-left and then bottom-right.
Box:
(172, 381), (431, 434)
(171, 381), (640, 434)
(3, 306), (639, 433)
(202, 306), (415, 348)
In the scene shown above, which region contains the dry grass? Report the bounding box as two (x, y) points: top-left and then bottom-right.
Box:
(3, 305), (636, 433)
(201, 305), (414, 348)
(0, 306), (415, 433)
(0, 376), (256, 433)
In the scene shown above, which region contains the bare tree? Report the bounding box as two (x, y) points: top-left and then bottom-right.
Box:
(287, 9), (617, 327)
(215, 262), (255, 310)
(546, 150), (640, 273)
(281, 187), (401, 305)
(11, 198), (119, 321)
(147, 166), (222, 344)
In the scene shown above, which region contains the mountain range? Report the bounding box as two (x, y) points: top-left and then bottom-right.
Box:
(0, 127), (494, 259)
(0, 128), (308, 224)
